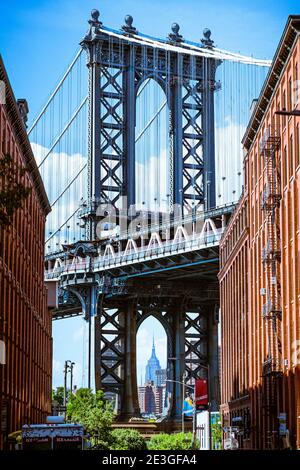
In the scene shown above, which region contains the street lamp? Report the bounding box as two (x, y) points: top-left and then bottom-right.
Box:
(64, 360), (75, 417)
(70, 362), (75, 395)
(165, 376), (197, 447)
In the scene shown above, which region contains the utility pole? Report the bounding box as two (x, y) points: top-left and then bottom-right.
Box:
(192, 384), (196, 447)
(166, 373), (193, 437)
(182, 373), (185, 433)
(70, 362), (75, 395)
(63, 360), (74, 417)
(63, 361), (69, 410)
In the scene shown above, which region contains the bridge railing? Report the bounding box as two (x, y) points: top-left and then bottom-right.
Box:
(45, 228), (223, 279)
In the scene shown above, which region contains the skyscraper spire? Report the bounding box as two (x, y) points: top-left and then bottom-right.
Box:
(145, 334), (161, 385)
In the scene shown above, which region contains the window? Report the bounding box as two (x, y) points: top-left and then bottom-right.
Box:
(296, 124), (300, 168)
(288, 77), (292, 110)
(275, 102), (281, 135)
(283, 90), (286, 127)
(294, 62), (299, 109)
(289, 134), (294, 177)
(283, 145), (287, 188)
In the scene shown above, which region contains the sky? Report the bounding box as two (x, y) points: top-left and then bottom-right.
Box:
(0, 0), (298, 389)
(0, 0), (298, 123)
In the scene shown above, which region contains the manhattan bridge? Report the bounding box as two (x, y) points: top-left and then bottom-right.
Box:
(28, 9), (271, 420)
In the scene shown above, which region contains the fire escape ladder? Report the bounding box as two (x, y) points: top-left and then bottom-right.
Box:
(260, 127), (282, 425)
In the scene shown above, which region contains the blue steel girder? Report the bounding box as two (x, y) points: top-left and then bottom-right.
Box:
(99, 66), (125, 206)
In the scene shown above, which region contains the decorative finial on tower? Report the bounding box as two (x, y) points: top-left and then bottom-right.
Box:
(168, 23), (184, 43)
(122, 15), (138, 34)
(90, 9), (102, 27)
(201, 28), (214, 48)
(82, 9), (103, 42)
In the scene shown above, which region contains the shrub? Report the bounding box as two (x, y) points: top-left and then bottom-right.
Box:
(148, 432), (198, 450)
(109, 428), (147, 450)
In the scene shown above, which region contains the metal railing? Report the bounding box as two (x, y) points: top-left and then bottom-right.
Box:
(45, 229), (222, 279)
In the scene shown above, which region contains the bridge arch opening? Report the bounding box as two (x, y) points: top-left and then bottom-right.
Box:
(136, 314), (171, 418)
(135, 78), (170, 213)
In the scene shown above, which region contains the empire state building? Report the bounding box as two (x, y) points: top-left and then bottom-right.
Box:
(145, 337), (161, 386)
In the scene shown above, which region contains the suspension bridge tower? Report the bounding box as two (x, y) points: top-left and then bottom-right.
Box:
(42, 9), (269, 421)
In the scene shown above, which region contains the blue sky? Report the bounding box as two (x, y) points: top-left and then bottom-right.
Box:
(0, 0), (298, 389)
(0, 0), (298, 122)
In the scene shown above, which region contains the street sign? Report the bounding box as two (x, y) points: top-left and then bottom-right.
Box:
(195, 379), (208, 406)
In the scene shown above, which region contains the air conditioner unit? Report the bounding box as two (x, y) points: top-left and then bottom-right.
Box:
(260, 288), (266, 296)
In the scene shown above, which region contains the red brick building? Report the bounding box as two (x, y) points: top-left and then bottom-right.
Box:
(138, 383), (163, 415)
(219, 16), (300, 449)
(0, 56), (51, 449)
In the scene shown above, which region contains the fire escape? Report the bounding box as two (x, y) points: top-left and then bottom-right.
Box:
(260, 127), (282, 439)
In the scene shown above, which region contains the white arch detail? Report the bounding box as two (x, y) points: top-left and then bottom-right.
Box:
(124, 239), (138, 256)
(147, 232), (163, 251)
(103, 244), (116, 259)
(172, 225), (189, 245)
(53, 257), (63, 270)
(199, 218), (218, 238)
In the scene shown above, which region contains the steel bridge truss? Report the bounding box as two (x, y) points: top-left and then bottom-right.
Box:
(80, 11), (219, 240)
(57, 275), (218, 419)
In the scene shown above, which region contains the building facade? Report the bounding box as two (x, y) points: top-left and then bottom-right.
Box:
(138, 383), (164, 415)
(0, 56), (51, 449)
(219, 193), (251, 448)
(219, 16), (300, 449)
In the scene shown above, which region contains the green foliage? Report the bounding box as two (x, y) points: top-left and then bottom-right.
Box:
(52, 387), (65, 406)
(211, 421), (223, 449)
(66, 388), (113, 447)
(109, 429), (147, 450)
(0, 153), (31, 227)
(148, 432), (199, 450)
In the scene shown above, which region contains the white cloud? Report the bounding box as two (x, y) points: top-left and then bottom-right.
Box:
(135, 149), (169, 212)
(215, 119), (246, 205)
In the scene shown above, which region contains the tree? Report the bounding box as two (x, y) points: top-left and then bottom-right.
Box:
(148, 432), (199, 450)
(211, 420), (223, 449)
(109, 429), (147, 450)
(66, 388), (113, 448)
(52, 387), (65, 406)
(0, 153), (31, 227)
